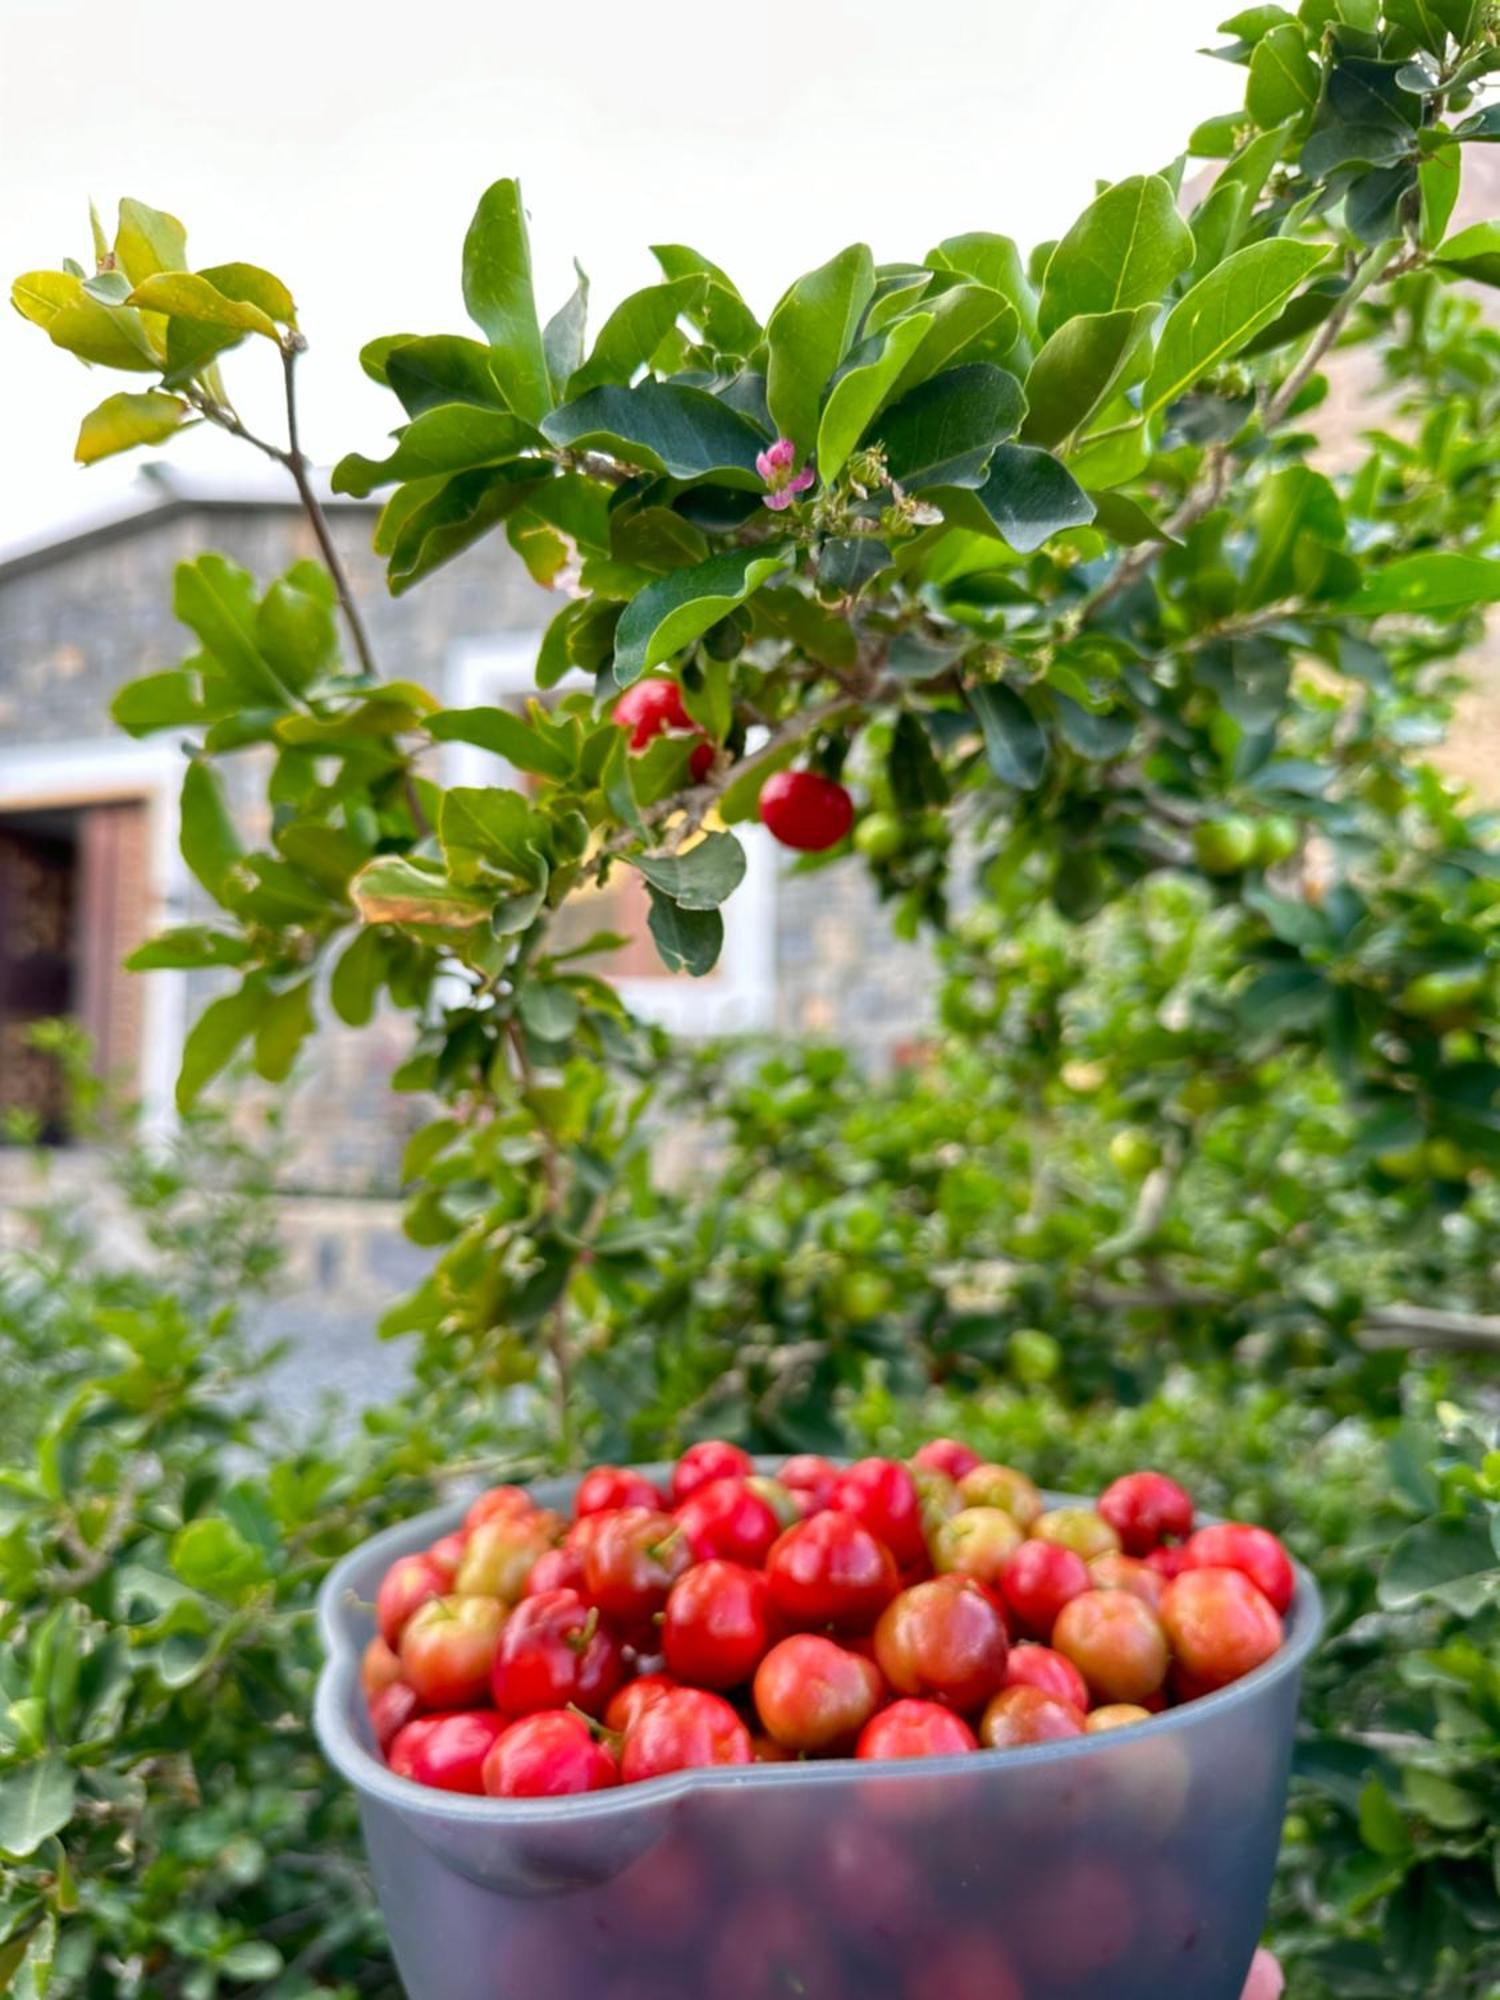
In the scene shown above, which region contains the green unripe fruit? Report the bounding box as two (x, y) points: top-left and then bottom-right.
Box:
(1009, 1326), (1062, 1384)
(854, 811), (904, 862)
(1193, 815), (1259, 875)
(837, 1269), (893, 1321)
(1374, 1144), (1425, 1182)
(1424, 1137), (1469, 1182)
(1254, 815), (1300, 866)
(1398, 967), (1487, 1019)
(1108, 1128), (1159, 1176)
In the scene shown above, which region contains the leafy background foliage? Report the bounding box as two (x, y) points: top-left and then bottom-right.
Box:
(5, 2), (1500, 1994)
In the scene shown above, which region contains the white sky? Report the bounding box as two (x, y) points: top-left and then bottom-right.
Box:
(0, 0), (1234, 548)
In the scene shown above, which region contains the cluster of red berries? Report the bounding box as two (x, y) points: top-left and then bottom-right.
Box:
(362, 1440), (1293, 1799)
(612, 676), (855, 853)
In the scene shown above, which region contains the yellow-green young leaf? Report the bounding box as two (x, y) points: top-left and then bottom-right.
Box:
(1246, 24), (1319, 129)
(461, 178), (551, 425)
(114, 198), (188, 284)
(75, 390), (188, 465)
(765, 244), (876, 458)
(1038, 176), (1194, 336)
(11, 269), (158, 370)
(1141, 239), (1328, 415)
(198, 261), (297, 326)
(350, 855), (493, 929)
(126, 271), (279, 338)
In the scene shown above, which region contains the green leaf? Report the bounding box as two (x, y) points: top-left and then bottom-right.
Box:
(349, 856), (492, 929)
(1379, 1512), (1497, 1612)
(1037, 175), (1195, 336)
(384, 336), (506, 417)
(817, 312), (933, 484)
(220, 1943), (284, 1982)
(1242, 464), (1346, 605)
(114, 197), (188, 284)
(629, 830), (747, 909)
(111, 669), (204, 736)
(541, 380), (768, 488)
(253, 979), (314, 1084)
(176, 981), (266, 1110)
(75, 389), (187, 465)
(125, 926), (251, 971)
(887, 284), (1019, 397)
(171, 1516), (269, 1597)
(765, 244), (876, 456)
(613, 546), (789, 686)
(1084, 491), (1178, 549)
(1348, 551), (1500, 616)
(439, 786), (551, 883)
(568, 276), (702, 394)
(1357, 1778), (1413, 1859)
(387, 466), (543, 594)
(1022, 306), (1154, 450)
(876, 363), (1026, 490)
(461, 178), (550, 424)
(0, 1758), (75, 1860)
(928, 233), (1038, 343)
(1419, 148), (1462, 250)
(935, 443), (1095, 552)
(332, 406), (538, 496)
(518, 982), (580, 1041)
(179, 760), (242, 901)
(174, 554), (295, 706)
(970, 681), (1049, 788)
(543, 261), (590, 395)
(255, 569), (337, 689)
(427, 706), (574, 778)
(1432, 218), (1500, 286)
(1386, 0), (1483, 53)
(1142, 239), (1329, 414)
(196, 261), (297, 327)
(646, 887), (724, 975)
(329, 927), (388, 1027)
(125, 271), (278, 337)
(1247, 23), (1319, 127)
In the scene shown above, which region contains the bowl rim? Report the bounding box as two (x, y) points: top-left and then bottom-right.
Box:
(314, 1462), (1323, 1827)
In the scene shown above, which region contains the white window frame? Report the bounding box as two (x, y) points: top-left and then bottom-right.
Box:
(0, 737), (189, 1137)
(445, 636), (776, 1034)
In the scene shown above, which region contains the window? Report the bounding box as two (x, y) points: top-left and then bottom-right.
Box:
(446, 637), (775, 1033)
(0, 741), (187, 1136)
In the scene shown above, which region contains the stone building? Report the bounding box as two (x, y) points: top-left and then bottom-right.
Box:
(0, 468), (928, 1361)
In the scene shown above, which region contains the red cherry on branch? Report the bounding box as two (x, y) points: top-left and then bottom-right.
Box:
(613, 678), (714, 781)
(758, 770), (855, 851)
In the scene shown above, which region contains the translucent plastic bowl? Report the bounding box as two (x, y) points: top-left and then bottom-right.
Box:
(316, 1466), (1321, 2000)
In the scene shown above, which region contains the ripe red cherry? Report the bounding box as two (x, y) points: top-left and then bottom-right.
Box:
(670, 1439), (754, 1505)
(759, 769), (855, 852)
(620, 1687), (753, 1780)
(376, 1553), (446, 1648)
(753, 1634), (885, 1753)
(482, 1710), (620, 1798)
(779, 1453), (840, 1514)
(1089, 1549), (1166, 1612)
(367, 1680), (420, 1751)
(398, 1594), (505, 1710)
(675, 1477), (781, 1567)
(463, 1485), (534, 1533)
(522, 1545), (585, 1597)
(911, 1437), (982, 1482)
(1098, 1469), (1194, 1555)
(834, 1458), (927, 1568)
(1003, 1641), (1089, 1712)
(490, 1587), (623, 1718)
(360, 1634), (402, 1700)
(1052, 1588), (1170, 1706)
(388, 1710), (507, 1793)
(581, 1508), (692, 1630)
(1183, 1522), (1295, 1615)
(1161, 1567), (1284, 1690)
(613, 679), (716, 782)
(455, 1512), (560, 1601)
(662, 1561), (776, 1689)
(574, 1465), (665, 1518)
(979, 1683), (1087, 1748)
(999, 1538), (1090, 1635)
(426, 1531), (468, 1584)
(765, 1510), (901, 1633)
(1145, 1543), (1192, 1581)
(604, 1673), (679, 1736)
(856, 1698), (978, 1761)
(873, 1576), (1010, 1712)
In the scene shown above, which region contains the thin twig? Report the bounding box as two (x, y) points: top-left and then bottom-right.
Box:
(280, 341), (379, 682)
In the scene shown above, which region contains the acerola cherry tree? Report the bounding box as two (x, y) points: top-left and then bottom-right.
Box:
(12, 2), (1500, 1451)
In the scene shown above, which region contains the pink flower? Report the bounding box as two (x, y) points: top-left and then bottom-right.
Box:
(756, 436), (815, 510)
(1240, 1950), (1284, 2000)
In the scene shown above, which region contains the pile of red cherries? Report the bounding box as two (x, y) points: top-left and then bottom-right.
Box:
(360, 1440), (1293, 1798)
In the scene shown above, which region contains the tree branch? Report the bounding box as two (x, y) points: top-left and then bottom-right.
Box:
(280, 341), (380, 682)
